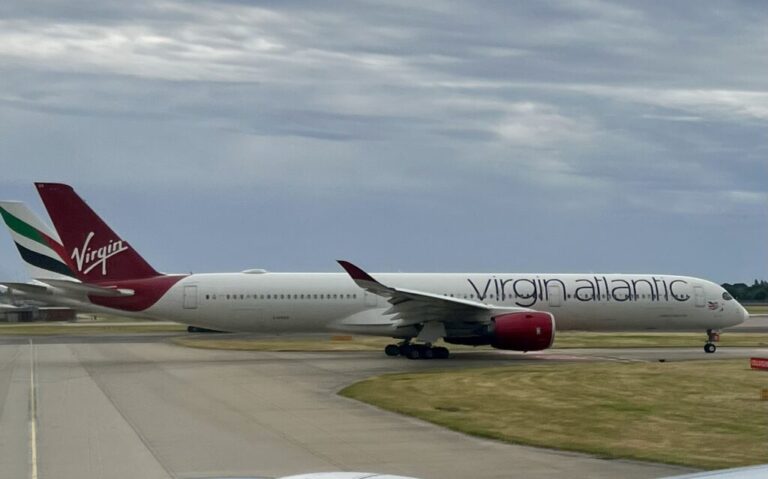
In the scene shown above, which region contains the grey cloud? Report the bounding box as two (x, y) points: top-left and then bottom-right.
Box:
(0, 0), (765, 280)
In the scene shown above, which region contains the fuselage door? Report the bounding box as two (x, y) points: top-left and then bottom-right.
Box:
(183, 285), (198, 309)
(693, 286), (705, 308)
(547, 283), (563, 307)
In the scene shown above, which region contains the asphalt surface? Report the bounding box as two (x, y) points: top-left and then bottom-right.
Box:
(1, 333), (765, 479)
(727, 314), (768, 332)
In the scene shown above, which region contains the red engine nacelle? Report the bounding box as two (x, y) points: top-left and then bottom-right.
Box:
(491, 311), (555, 351)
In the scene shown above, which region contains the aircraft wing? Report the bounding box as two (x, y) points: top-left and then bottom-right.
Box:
(337, 260), (530, 327)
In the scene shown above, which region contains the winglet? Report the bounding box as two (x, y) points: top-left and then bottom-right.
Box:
(337, 260), (378, 283)
(337, 260), (390, 294)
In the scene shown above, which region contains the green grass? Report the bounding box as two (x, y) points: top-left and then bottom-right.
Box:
(171, 335), (393, 351)
(0, 323), (186, 335)
(340, 359), (768, 469)
(172, 332), (768, 352)
(746, 304), (768, 315)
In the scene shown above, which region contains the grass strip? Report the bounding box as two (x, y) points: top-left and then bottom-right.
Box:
(171, 335), (392, 351)
(0, 323), (186, 335)
(746, 305), (768, 314)
(172, 332), (768, 352)
(340, 359), (768, 469)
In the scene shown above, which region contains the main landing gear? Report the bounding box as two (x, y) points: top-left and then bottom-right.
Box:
(384, 341), (450, 360)
(704, 329), (720, 354)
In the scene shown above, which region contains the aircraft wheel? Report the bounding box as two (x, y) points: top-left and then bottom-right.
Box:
(421, 347), (434, 360)
(433, 347), (450, 359)
(704, 343), (717, 354)
(384, 344), (400, 357)
(406, 348), (421, 360)
(399, 344), (413, 357)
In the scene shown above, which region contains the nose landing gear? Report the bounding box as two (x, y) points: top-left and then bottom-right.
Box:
(704, 329), (720, 354)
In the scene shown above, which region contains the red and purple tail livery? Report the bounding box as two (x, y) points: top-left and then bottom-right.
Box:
(35, 183), (160, 283)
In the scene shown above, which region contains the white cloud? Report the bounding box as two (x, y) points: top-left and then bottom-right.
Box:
(570, 85), (768, 121)
(493, 102), (596, 147)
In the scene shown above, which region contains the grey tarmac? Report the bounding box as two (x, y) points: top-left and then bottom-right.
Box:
(1, 333), (763, 479)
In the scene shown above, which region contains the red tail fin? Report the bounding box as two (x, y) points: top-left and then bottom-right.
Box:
(35, 183), (160, 283)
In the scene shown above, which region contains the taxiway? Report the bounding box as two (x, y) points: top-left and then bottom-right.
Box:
(1, 333), (762, 479)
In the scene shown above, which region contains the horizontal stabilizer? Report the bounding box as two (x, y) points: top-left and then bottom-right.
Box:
(43, 279), (135, 297)
(1, 282), (49, 295)
(0, 280), (134, 298)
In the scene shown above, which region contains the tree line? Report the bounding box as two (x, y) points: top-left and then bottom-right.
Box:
(722, 280), (768, 302)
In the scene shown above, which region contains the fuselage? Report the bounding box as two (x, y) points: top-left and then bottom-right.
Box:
(119, 271), (748, 337)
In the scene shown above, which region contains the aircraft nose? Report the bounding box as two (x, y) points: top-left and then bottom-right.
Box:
(739, 304), (750, 323)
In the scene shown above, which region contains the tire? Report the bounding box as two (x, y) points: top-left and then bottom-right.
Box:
(384, 344), (400, 357)
(399, 344), (413, 357)
(407, 348), (421, 360)
(421, 347), (434, 360)
(704, 343), (716, 353)
(434, 347), (449, 359)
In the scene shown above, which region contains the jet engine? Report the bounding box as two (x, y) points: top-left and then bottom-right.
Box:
(443, 311), (555, 351)
(490, 311), (555, 351)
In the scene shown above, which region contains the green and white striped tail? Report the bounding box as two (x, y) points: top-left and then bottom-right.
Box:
(0, 201), (78, 281)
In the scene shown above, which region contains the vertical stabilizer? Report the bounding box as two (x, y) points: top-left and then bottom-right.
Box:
(0, 201), (77, 281)
(35, 183), (160, 283)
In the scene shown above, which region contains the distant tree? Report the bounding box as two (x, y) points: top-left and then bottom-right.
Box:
(723, 280), (768, 302)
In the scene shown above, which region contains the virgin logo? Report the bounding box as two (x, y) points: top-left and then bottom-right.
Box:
(71, 232), (129, 276)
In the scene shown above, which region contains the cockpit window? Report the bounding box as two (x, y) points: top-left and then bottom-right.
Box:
(722, 292), (733, 301)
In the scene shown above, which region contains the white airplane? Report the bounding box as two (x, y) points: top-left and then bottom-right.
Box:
(0, 183), (748, 359)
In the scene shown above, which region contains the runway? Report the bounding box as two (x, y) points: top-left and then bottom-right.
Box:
(1, 333), (763, 479)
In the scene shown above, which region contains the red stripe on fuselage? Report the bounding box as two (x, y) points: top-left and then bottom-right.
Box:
(89, 275), (186, 312)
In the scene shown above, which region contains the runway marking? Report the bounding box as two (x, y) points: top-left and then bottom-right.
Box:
(28, 339), (38, 479)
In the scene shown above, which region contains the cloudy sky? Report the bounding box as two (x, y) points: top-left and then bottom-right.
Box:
(0, 0), (765, 283)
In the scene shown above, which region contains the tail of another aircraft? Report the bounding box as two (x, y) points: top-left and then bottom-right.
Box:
(0, 201), (78, 281)
(35, 183), (160, 283)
